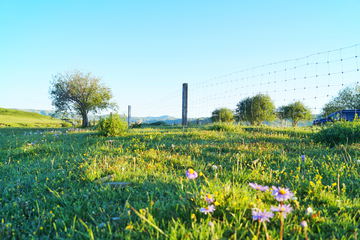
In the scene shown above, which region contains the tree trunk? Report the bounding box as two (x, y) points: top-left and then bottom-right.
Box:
(82, 112), (88, 127)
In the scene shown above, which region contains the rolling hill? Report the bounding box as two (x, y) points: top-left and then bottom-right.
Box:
(0, 108), (63, 127)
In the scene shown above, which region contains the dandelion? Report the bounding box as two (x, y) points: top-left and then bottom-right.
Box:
(249, 183), (269, 192)
(186, 168), (198, 179)
(272, 186), (294, 202)
(270, 204), (293, 219)
(199, 205), (216, 215)
(205, 194), (214, 204)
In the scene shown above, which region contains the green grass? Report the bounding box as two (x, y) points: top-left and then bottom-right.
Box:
(0, 125), (360, 239)
(0, 108), (63, 127)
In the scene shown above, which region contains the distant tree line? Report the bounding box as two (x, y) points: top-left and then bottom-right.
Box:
(211, 85), (360, 127)
(211, 93), (311, 127)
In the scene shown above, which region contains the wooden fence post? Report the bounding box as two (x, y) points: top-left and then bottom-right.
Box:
(182, 83), (188, 127)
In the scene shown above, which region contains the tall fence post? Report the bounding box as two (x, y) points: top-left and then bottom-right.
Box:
(128, 105), (131, 127)
(182, 83), (188, 127)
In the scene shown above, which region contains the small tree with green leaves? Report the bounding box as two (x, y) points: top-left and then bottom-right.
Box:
(321, 86), (360, 117)
(284, 101), (311, 127)
(49, 70), (118, 127)
(276, 105), (287, 127)
(210, 108), (234, 123)
(235, 93), (276, 125)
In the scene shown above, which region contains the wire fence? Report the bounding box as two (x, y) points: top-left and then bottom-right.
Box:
(132, 43), (360, 123)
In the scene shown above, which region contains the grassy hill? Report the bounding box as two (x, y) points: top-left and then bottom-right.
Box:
(12, 108), (55, 116)
(0, 108), (63, 127)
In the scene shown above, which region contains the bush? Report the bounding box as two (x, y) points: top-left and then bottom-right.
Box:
(312, 119), (360, 146)
(131, 123), (142, 128)
(149, 121), (168, 126)
(208, 122), (240, 133)
(97, 113), (128, 137)
(62, 122), (73, 128)
(210, 108), (234, 122)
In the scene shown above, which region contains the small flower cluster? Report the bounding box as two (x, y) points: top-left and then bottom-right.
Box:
(249, 182), (294, 221)
(185, 169), (216, 215)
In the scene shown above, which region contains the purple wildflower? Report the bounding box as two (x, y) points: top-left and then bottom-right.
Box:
(252, 209), (274, 222)
(199, 205), (216, 215)
(249, 182), (269, 192)
(205, 194), (214, 204)
(186, 168), (198, 179)
(272, 186), (294, 202)
(301, 155), (305, 161)
(270, 204), (293, 219)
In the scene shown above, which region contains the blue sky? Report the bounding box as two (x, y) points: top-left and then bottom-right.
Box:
(1, 1), (359, 118)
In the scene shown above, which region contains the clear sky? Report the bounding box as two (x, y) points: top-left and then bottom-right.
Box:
(1, 1), (359, 118)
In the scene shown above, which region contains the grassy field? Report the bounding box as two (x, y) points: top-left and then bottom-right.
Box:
(0, 124), (359, 239)
(0, 108), (63, 127)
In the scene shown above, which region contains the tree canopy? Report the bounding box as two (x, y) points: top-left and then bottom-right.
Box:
(235, 93), (275, 125)
(210, 108), (234, 123)
(49, 70), (118, 127)
(276, 105), (287, 127)
(284, 101), (311, 127)
(321, 86), (360, 117)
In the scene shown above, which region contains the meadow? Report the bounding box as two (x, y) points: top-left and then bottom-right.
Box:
(0, 108), (63, 127)
(0, 124), (359, 239)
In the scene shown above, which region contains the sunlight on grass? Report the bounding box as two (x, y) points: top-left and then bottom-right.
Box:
(0, 125), (359, 239)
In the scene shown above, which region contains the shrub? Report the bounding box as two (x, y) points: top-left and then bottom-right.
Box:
(131, 123), (142, 128)
(97, 113), (128, 137)
(311, 119), (360, 146)
(210, 108), (234, 122)
(149, 121), (168, 126)
(209, 122), (240, 133)
(62, 122), (73, 128)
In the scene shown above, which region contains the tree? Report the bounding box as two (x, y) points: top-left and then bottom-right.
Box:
(321, 86), (360, 117)
(210, 108), (234, 123)
(49, 70), (118, 127)
(284, 101), (311, 127)
(276, 105), (287, 127)
(235, 93), (276, 125)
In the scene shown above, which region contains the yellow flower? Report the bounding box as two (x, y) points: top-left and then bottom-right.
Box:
(332, 183), (337, 187)
(126, 224), (133, 230)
